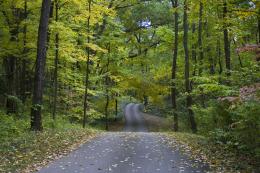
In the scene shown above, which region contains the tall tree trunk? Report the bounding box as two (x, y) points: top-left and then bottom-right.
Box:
(105, 77), (109, 131)
(30, 0), (52, 131)
(257, 16), (260, 44)
(5, 7), (20, 114)
(83, 0), (91, 128)
(52, 0), (59, 120)
(105, 44), (111, 131)
(4, 56), (16, 114)
(21, 0), (29, 103)
(105, 86), (109, 130)
(183, 0), (197, 133)
(46, 1), (54, 51)
(223, 0), (231, 76)
(217, 39), (223, 75)
(198, 1), (204, 75)
(171, 0), (179, 131)
(192, 23), (197, 76)
(206, 21), (215, 74)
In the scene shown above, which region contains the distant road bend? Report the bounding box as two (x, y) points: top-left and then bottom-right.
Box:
(37, 103), (209, 173)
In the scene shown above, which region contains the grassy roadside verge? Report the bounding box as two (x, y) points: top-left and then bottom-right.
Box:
(0, 127), (97, 173)
(142, 112), (172, 131)
(142, 113), (258, 172)
(164, 132), (258, 173)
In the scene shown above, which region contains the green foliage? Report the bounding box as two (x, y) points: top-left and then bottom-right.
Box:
(6, 95), (24, 115)
(0, 111), (28, 142)
(194, 100), (260, 162)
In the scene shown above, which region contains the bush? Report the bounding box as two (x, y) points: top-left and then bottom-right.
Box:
(6, 95), (24, 116)
(207, 101), (260, 159)
(0, 111), (28, 142)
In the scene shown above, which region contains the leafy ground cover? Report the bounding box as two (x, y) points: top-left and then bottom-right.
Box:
(165, 132), (259, 173)
(142, 112), (172, 132)
(0, 114), (97, 173)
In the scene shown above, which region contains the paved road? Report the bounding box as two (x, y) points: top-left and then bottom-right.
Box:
(37, 103), (209, 173)
(124, 103), (147, 132)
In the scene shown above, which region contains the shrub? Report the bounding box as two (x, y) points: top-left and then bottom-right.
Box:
(207, 101), (260, 159)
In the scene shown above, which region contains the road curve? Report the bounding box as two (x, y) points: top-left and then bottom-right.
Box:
(124, 103), (147, 132)
(37, 103), (209, 173)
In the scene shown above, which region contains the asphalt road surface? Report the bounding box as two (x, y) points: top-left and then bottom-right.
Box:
(37, 103), (209, 173)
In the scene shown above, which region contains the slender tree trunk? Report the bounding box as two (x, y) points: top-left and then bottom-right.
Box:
(105, 44), (111, 131)
(183, 0), (197, 133)
(31, 0), (52, 131)
(21, 0), (29, 103)
(52, 0), (59, 120)
(257, 16), (260, 44)
(83, 0), (91, 128)
(192, 23), (197, 76)
(105, 86), (109, 131)
(223, 0), (231, 76)
(217, 39), (223, 74)
(198, 1), (204, 75)
(46, 1), (53, 111)
(105, 78), (109, 131)
(171, 0), (179, 131)
(5, 7), (20, 114)
(5, 56), (16, 114)
(115, 96), (118, 122)
(206, 21), (215, 74)
(232, 39), (243, 68)
(46, 1), (54, 51)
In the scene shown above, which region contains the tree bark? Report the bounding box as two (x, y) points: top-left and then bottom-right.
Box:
(4, 56), (16, 114)
(105, 44), (111, 131)
(198, 1), (204, 75)
(83, 0), (91, 128)
(4, 5), (20, 114)
(52, 0), (59, 120)
(31, 0), (52, 131)
(183, 0), (197, 133)
(206, 21), (215, 74)
(192, 23), (197, 76)
(171, 0), (179, 131)
(115, 97), (118, 122)
(21, 0), (29, 103)
(257, 16), (260, 44)
(105, 78), (109, 131)
(223, 1), (231, 76)
(217, 39), (223, 74)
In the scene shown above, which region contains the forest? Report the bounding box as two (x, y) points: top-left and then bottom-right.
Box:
(0, 0), (259, 172)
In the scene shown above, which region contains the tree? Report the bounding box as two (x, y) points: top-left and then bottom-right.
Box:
(171, 0), (179, 131)
(21, 0), (30, 103)
(198, 0), (204, 75)
(83, 0), (92, 128)
(223, 0), (231, 76)
(183, 0), (197, 133)
(52, 0), (59, 120)
(31, 0), (52, 131)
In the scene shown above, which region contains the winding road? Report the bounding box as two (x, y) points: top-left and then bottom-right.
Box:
(37, 103), (209, 173)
